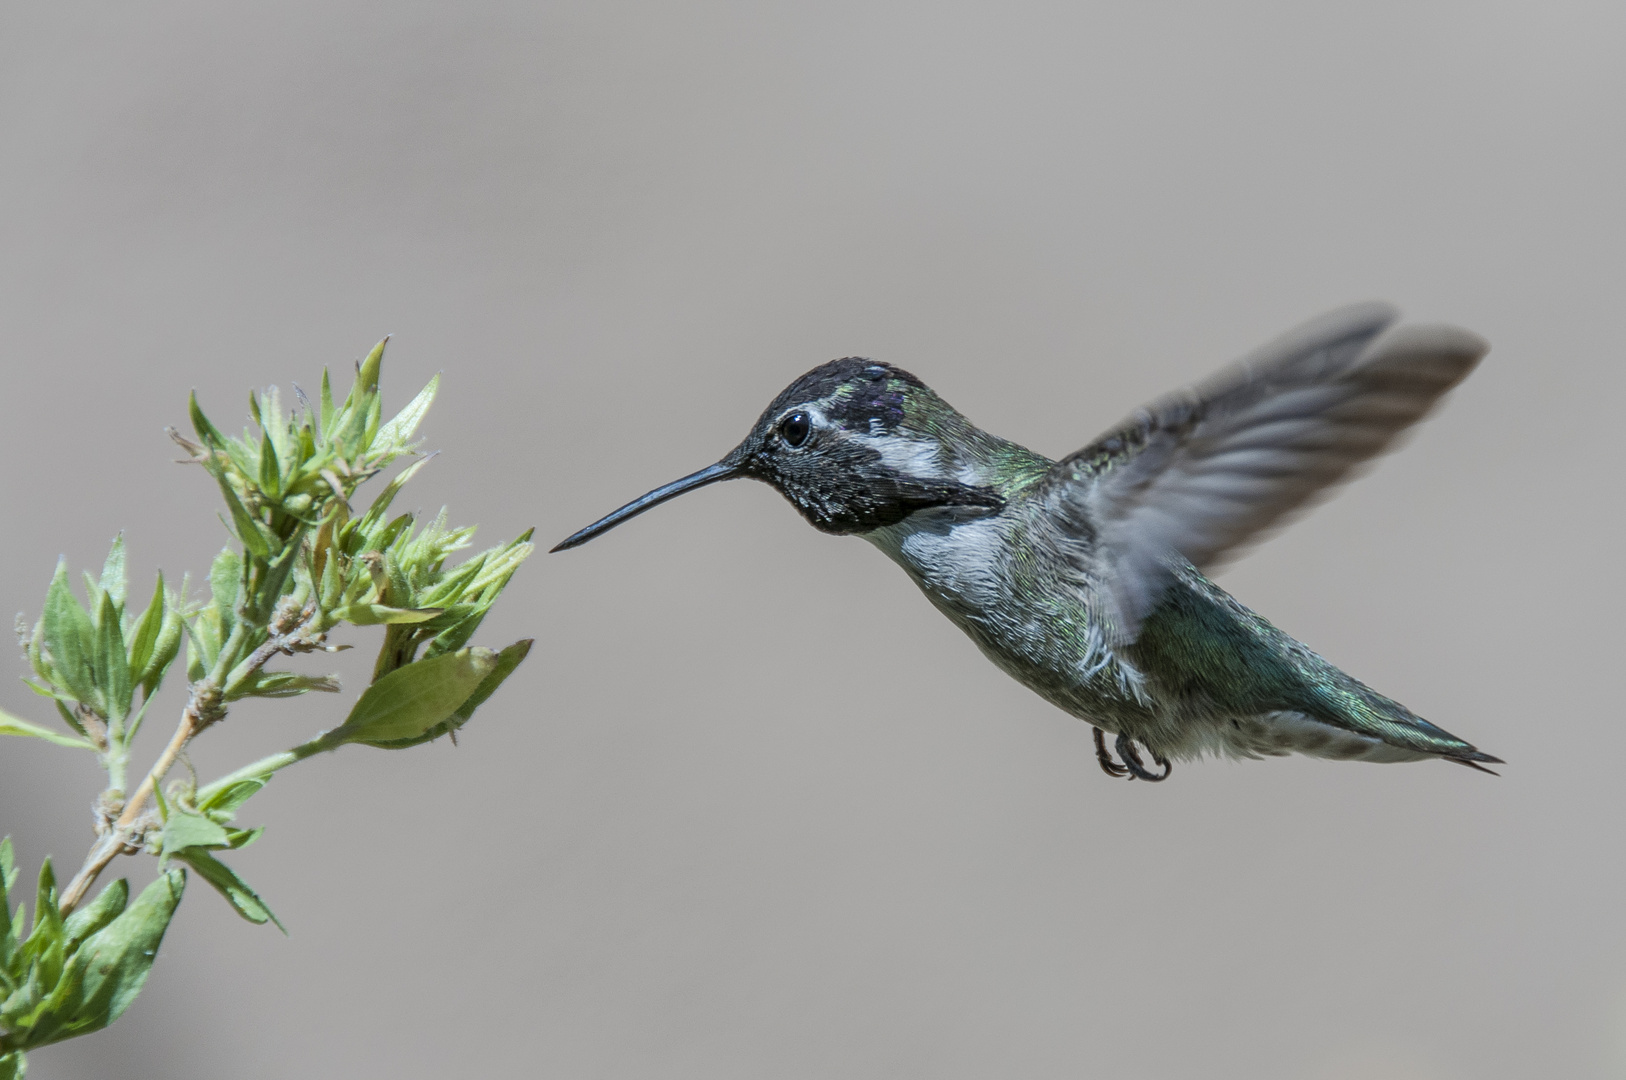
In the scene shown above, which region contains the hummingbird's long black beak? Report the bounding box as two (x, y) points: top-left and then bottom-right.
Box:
(550, 461), (741, 552)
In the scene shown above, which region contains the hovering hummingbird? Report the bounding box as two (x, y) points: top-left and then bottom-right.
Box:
(554, 303), (1500, 782)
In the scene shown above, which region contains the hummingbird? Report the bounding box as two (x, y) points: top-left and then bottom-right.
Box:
(553, 303), (1500, 782)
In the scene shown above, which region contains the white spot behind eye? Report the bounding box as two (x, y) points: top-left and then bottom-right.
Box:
(854, 433), (944, 477)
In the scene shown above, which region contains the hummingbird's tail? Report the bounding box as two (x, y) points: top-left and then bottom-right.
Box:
(1126, 564), (1500, 771)
(1286, 669), (1502, 772)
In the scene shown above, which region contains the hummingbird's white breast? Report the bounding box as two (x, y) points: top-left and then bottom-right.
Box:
(863, 506), (1148, 709)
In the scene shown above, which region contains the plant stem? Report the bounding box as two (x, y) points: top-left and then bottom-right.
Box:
(57, 606), (321, 915)
(194, 730), (343, 806)
(56, 698), (205, 913)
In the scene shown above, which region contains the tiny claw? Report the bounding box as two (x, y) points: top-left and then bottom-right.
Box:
(1093, 727), (1128, 778)
(1115, 733), (1172, 782)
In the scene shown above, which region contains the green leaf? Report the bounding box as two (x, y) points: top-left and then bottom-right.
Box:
(0, 1050), (23, 1079)
(97, 537), (127, 612)
(169, 851), (282, 932)
(236, 671), (342, 698)
(3, 862), (67, 1030)
(93, 592), (132, 723)
(252, 541), (306, 623)
(257, 430), (281, 500)
(125, 573), (181, 701)
(1, 839), (17, 907)
(224, 827), (264, 850)
(365, 639), (532, 749)
(217, 479), (271, 558)
(207, 548), (242, 637)
(60, 880), (128, 956)
(357, 339), (384, 397)
(78, 573), (103, 620)
(352, 455), (431, 540)
(51, 701), (84, 741)
(1, 837), (18, 976)
(144, 607), (184, 700)
(329, 603), (444, 627)
(331, 341), (386, 454)
(184, 610), (217, 684)
(124, 573), (164, 690)
(41, 561), (97, 707)
(0, 713), (92, 751)
(331, 648), (497, 747)
(375, 373), (439, 448)
(160, 810), (229, 856)
(260, 386), (294, 469)
(196, 777), (268, 819)
(189, 391), (229, 450)
(17, 870), (185, 1049)
(318, 368), (336, 439)
(25, 861), (61, 957)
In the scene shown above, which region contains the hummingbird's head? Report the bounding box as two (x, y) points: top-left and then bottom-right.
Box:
(551, 357), (1006, 552)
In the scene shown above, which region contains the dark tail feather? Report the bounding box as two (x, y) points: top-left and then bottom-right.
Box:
(1448, 750), (1504, 776)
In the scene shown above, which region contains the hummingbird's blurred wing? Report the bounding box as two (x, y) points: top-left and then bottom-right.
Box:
(1043, 302), (1487, 640)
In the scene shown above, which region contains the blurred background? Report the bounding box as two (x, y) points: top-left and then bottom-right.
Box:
(1, 1), (1622, 1077)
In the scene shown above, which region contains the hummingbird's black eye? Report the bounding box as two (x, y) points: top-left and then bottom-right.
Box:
(780, 411), (811, 447)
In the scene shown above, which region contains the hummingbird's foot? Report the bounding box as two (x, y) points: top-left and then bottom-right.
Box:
(1115, 734), (1173, 782)
(1093, 727), (1128, 778)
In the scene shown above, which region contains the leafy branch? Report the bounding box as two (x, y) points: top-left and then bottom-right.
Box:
(0, 341), (532, 1075)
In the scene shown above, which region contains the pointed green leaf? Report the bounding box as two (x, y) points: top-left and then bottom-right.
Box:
(124, 573), (164, 689)
(197, 777), (268, 820)
(189, 391), (229, 450)
(185, 609), (217, 683)
(160, 810), (230, 856)
(446, 638), (530, 722)
(41, 561), (97, 706)
(330, 603), (444, 627)
(0, 712), (93, 750)
(51, 701), (87, 741)
(375, 373), (439, 448)
(23, 619), (51, 687)
(353, 456), (431, 540)
(0, 1050), (22, 1079)
(79, 572), (103, 618)
(357, 339), (384, 397)
(217, 479), (271, 558)
(207, 549), (241, 636)
(1, 837), (18, 976)
(93, 593), (132, 723)
(331, 648), (497, 747)
(261, 386), (293, 465)
(362, 391), (383, 453)
(318, 368), (335, 439)
(257, 430), (281, 499)
(253, 541), (305, 622)
(236, 671), (342, 698)
(224, 826), (264, 850)
(24, 860), (61, 957)
(143, 608), (183, 699)
(19, 681), (57, 701)
(170, 851), (281, 931)
(97, 537), (127, 612)
(1, 838), (17, 904)
(18, 870), (184, 1049)
(126, 575), (181, 700)
(365, 639), (532, 749)
(60, 880), (127, 956)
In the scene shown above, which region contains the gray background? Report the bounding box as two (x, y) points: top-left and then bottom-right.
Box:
(1, 1), (1622, 1077)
